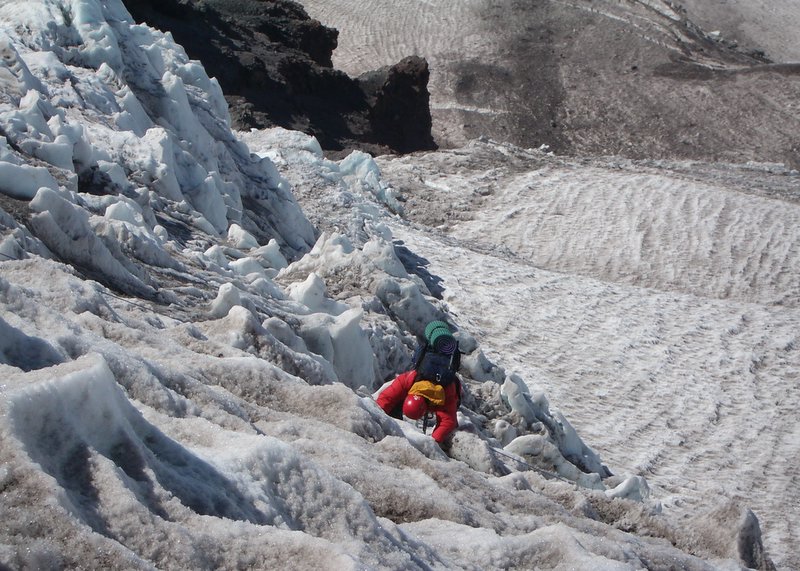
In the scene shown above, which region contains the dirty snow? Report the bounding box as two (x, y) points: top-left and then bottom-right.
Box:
(0, 1), (796, 570)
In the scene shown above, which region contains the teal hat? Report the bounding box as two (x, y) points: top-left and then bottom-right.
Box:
(424, 321), (457, 354)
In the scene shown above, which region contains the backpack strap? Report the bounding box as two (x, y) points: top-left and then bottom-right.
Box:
(449, 342), (461, 371)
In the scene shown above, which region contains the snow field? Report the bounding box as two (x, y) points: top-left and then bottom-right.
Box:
(381, 148), (800, 568)
(452, 162), (800, 305)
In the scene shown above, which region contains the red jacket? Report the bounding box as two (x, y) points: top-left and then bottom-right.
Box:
(376, 370), (459, 443)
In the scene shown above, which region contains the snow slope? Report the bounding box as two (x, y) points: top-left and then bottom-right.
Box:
(377, 142), (800, 569)
(299, 0), (800, 165)
(0, 1), (796, 570)
(677, 0), (800, 62)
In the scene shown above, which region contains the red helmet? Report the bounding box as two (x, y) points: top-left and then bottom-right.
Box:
(402, 394), (428, 420)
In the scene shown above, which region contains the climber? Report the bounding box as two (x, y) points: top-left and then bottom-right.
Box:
(376, 321), (462, 445)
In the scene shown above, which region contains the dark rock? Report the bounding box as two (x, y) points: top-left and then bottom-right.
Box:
(123, 0), (436, 156)
(77, 165), (117, 196)
(359, 56), (436, 154)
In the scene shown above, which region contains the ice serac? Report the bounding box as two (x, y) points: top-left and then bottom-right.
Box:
(689, 502), (777, 571)
(124, 0), (437, 156)
(0, 0), (316, 282)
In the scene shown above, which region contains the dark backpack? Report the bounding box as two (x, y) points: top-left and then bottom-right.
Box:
(412, 341), (462, 406)
(413, 341), (460, 385)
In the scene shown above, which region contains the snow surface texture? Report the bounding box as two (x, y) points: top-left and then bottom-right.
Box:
(375, 143), (800, 570)
(677, 0), (800, 62)
(0, 1), (793, 570)
(299, 0), (800, 167)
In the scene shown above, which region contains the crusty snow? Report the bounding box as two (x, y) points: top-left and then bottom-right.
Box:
(1, 1), (798, 570)
(376, 143), (800, 570)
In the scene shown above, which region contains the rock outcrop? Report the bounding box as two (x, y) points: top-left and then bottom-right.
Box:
(359, 56), (435, 154)
(124, 0), (436, 156)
